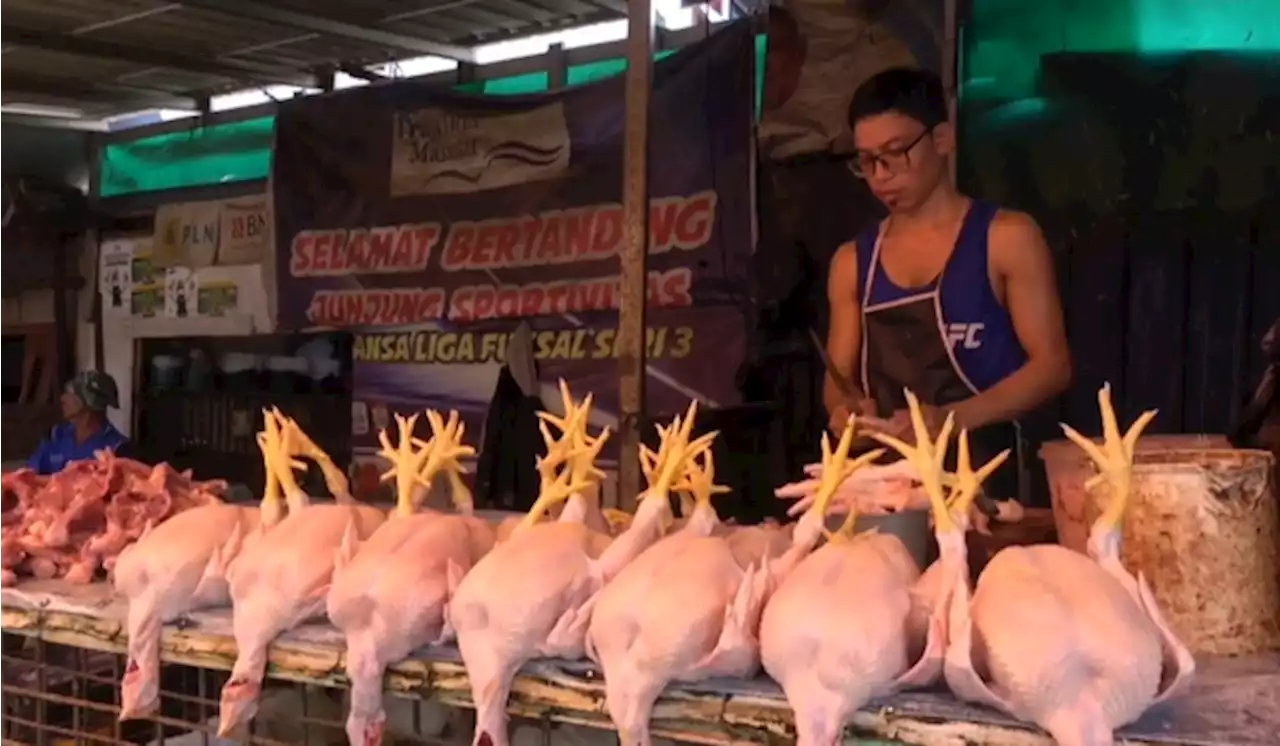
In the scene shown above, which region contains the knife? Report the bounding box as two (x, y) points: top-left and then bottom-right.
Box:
(807, 327), (859, 402)
(806, 327), (897, 433)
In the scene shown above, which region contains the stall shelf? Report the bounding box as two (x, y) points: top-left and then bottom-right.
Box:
(3, 581), (1275, 746)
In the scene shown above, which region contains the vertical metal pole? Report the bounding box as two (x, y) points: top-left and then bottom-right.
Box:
(616, 0), (655, 510)
(86, 132), (106, 373)
(52, 220), (74, 386)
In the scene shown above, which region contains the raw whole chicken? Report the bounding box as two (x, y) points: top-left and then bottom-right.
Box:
(112, 410), (308, 721)
(218, 412), (385, 737)
(585, 438), (784, 746)
(940, 385), (1196, 746)
(329, 409), (495, 746)
(450, 383), (703, 746)
(761, 422), (902, 744)
(722, 519), (794, 569)
(762, 398), (1008, 746)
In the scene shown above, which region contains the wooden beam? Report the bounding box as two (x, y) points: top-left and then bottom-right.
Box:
(0, 25), (318, 88)
(0, 113), (108, 131)
(180, 0), (477, 62)
(1, 74), (198, 112)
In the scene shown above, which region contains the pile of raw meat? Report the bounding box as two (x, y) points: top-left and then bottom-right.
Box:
(1, 451), (225, 587)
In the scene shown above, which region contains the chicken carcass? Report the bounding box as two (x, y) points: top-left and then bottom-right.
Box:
(761, 398), (1008, 745)
(329, 409), (495, 746)
(586, 437), (784, 746)
(450, 384), (703, 746)
(218, 412), (386, 737)
(111, 411), (292, 720)
(941, 385), (1196, 746)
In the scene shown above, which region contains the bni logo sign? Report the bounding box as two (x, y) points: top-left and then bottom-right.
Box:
(946, 322), (984, 350)
(390, 104), (570, 196)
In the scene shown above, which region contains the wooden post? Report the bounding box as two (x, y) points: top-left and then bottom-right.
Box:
(944, 0), (959, 187)
(616, 0), (655, 510)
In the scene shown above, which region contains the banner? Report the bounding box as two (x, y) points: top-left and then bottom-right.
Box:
(760, 1), (944, 160)
(153, 200), (220, 269)
(218, 196), (272, 265)
(273, 24), (757, 456)
(348, 306), (744, 456)
(99, 238), (249, 321)
(152, 195), (273, 268)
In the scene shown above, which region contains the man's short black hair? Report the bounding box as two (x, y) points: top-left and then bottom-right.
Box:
(847, 67), (947, 129)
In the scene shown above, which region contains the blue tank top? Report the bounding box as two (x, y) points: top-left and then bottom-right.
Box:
(855, 200), (1027, 394)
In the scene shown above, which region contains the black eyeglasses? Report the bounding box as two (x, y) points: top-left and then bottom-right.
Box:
(848, 128), (932, 178)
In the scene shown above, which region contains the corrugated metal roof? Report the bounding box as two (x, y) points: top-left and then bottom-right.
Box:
(1, 0), (626, 118)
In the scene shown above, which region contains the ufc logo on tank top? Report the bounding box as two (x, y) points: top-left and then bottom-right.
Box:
(946, 322), (985, 351)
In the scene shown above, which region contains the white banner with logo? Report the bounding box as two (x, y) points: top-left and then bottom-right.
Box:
(389, 103), (571, 196)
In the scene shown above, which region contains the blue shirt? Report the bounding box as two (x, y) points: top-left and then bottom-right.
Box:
(27, 422), (128, 476)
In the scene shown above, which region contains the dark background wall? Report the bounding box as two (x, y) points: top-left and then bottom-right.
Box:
(1, 123), (89, 186)
(960, 6), (1280, 443)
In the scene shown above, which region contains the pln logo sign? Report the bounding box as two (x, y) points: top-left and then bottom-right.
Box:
(390, 104), (570, 196)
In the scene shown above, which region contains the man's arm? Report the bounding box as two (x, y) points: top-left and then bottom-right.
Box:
(824, 243), (871, 426)
(950, 211), (1072, 430)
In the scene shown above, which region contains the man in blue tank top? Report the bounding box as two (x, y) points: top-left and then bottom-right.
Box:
(824, 68), (1072, 503)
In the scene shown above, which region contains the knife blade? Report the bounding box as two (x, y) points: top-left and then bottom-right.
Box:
(807, 327), (860, 401)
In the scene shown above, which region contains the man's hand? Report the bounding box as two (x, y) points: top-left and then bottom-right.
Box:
(877, 403), (949, 442)
(828, 397), (877, 435)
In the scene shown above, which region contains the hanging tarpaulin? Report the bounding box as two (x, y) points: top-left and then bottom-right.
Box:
(151, 195), (272, 268)
(759, 0), (944, 160)
(272, 23), (757, 457)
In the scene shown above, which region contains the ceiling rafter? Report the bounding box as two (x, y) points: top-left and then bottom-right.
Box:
(179, 0), (479, 62)
(1, 25), (319, 89)
(2, 73), (199, 111)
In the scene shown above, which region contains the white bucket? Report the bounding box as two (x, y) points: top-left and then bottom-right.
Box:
(1039, 433), (1232, 553)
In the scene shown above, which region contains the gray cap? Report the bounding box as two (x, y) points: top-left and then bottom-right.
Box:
(67, 371), (120, 411)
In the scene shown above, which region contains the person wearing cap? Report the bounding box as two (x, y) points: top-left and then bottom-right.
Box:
(27, 371), (130, 475)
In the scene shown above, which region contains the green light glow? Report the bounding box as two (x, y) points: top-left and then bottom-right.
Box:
(964, 0), (1279, 101)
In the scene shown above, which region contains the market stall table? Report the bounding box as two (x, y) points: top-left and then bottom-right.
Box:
(2, 581), (1276, 745)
